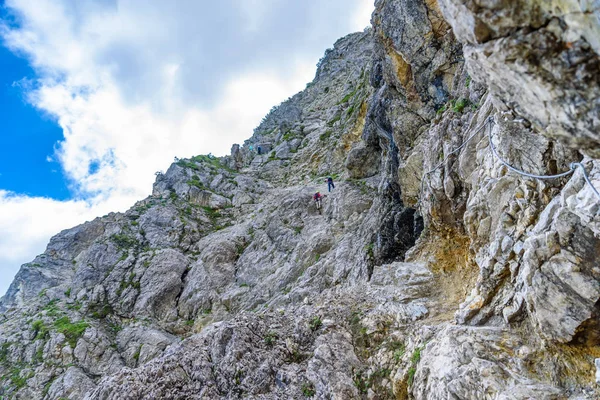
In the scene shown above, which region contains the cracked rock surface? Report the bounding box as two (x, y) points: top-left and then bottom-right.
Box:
(2, 1), (600, 399)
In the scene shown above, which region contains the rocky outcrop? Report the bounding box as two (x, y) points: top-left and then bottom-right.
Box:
(1, 1), (600, 399)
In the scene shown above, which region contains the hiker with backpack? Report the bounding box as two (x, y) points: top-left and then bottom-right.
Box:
(326, 176), (335, 192)
(313, 192), (323, 210)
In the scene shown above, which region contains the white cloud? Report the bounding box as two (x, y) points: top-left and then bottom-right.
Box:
(0, 190), (131, 296)
(0, 0), (375, 296)
(352, 0), (375, 31)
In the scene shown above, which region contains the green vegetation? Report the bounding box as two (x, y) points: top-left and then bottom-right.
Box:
(293, 226), (303, 235)
(264, 331), (278, 346)
(319, 130), (332, 141)
(315, 254), (320, 263)
(192, 154), (236, 173)
(32, 320), (49, 341)
(239, 283), (249, 288)
(349, 179), (370, 195)
(451, 98), (470, 113)
(53, 317), (89, 348)
(309, 316), (322, 331)
(301, 382), (316, 397)
(110, 233), (138, 250)
(353, 370), (369, 393)
(339, 82), (363, 104)
(66, 301), (82, 311)
(235, 241), (249, 257)
(187, 179), (207, 190)
(365, 243), (374, 260)
(9, 367), (31, 389)
(411, 346), (422, 364)
(43, 299), (61, 317)
(346, 104), (356, 116)
(0, 342), (11, 363)
(177, 153), (236, 173)
(406, 346), (424, 386)
(64, 287), (71, 298)
(326, 115), (341, 127)
(407, 367), (417, 385)
(185, 319), (194, 326)
(202, 206), (221, 220)
(133, 345), (142, 362)
(436, 104), (447, 115)
(353, 368), (391, 394)
(91, 303), (113, 319)
(389, 341), (406, 362)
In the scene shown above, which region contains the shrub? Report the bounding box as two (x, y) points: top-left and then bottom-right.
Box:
(110, 234), (137, 250)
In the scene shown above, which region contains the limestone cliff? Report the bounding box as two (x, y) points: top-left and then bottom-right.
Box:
(1, 1), (600, 399)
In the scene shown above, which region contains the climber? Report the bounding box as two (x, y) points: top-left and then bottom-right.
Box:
(257, 145), (262, 155)
(249, 145), (254, 152)
(313, 192), (323, 210)
(326, 176), (335, 192)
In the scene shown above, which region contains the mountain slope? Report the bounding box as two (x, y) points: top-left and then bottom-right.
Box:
(2, 1), (600, 399)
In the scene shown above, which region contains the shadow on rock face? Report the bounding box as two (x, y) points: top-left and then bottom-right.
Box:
(376, 206), (424, 266)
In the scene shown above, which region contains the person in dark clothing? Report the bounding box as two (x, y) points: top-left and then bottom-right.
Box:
(257, 146), (262, 155)
(326, 176), (335, 192)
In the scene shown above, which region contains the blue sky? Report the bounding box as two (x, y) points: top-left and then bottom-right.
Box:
(0, 0), (373, 297)
(0, 43), (71, 200)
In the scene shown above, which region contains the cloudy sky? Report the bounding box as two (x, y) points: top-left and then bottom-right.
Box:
(0, 0), (374, 296)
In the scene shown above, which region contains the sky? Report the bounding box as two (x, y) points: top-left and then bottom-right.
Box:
(0, 0), (374, 296)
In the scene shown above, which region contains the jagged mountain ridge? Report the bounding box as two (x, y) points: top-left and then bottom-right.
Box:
(2, 0), (600, 399)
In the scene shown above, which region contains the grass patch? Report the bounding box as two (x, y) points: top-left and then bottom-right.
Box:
(202, 206), (221, 220)
(264, 331), (278, 346)
(32, 320), (49, 341)
(301, 382), (316, 397)
(326, 115), (341, 127)
(187, 179), (207, 190)
(389, 341), (406, 362)
(90, 303), (113, 319)
(365, 243), (374, 260)
(309, 316), (322, 331)
(407, 367), (416, 385)
(110, 234), (137, 250)
(133, 345), (142, 362)
(54, 317), (89, 348)
(319, 130), (332, 141)
(451, 98), (470, 113)
(411, 347), (422, 364)
(346, 104), (356, 116)
(9, 368), (30, 389)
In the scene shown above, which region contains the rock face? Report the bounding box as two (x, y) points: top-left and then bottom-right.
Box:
(1, 1), (600, 399)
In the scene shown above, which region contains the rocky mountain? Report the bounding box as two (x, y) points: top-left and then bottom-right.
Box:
(2, 0), (600, 399)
